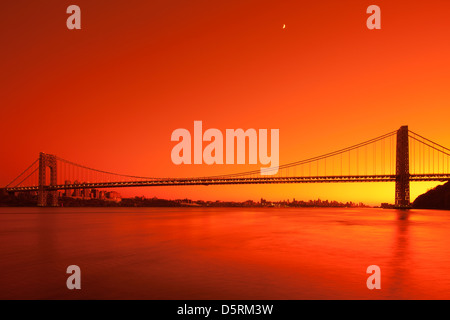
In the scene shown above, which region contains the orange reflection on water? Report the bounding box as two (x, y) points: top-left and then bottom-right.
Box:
(1, 207), (450, 299)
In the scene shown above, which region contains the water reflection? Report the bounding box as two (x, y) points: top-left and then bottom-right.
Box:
(387, 210), (411, 298)
(1, 207), (450, 299)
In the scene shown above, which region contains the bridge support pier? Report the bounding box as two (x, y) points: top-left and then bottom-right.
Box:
(395, 126), (411, 209)
(37, 153), (58, 207)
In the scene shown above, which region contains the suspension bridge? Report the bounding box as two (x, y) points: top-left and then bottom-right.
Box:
(3, 126), (450, 208)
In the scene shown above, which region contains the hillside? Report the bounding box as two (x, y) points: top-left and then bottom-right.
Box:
(413, 181), (450, 210)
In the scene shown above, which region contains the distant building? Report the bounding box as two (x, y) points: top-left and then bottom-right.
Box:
(106, 191), (121, 202)
(64, 180), (72, 197)
(73, 180), (81, 197)
(82, 188), (91, 199)
(60, 180), (121, 202)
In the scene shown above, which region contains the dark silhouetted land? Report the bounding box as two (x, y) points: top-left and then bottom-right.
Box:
(413, 182), (450, 210)
(0, 189), (367, 208)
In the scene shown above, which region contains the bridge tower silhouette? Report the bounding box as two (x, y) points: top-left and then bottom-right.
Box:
(395, 126), (411, 208)
(38, 152), (58, 207)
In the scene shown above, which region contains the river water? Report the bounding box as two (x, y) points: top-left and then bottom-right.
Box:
(1, 207), (450, 299)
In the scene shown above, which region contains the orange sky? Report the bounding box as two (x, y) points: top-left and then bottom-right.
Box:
(1, 1), (450, 205)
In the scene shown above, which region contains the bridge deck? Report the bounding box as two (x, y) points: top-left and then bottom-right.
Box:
(5, 174), (450, 192)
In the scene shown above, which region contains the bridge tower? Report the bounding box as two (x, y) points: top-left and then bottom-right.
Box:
(395, 126), (410, 208)
(37, 152), (58, 207)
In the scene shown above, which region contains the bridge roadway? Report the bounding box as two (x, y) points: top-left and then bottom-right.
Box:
(5, 174), (450, 192)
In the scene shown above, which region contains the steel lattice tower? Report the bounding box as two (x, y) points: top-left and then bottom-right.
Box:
(395, 126), (410, 208)
(37, 152), (58, 207)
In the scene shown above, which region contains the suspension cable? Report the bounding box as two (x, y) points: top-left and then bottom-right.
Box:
(409, 131), (450, 152)
(56, 131), (397, 181)
(409, 135), (450, 157)
(56, 157), (159, 180)
(12, 168), (39, 188)
(204, 130), (397, 178)
(5, 159), (38, 187)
